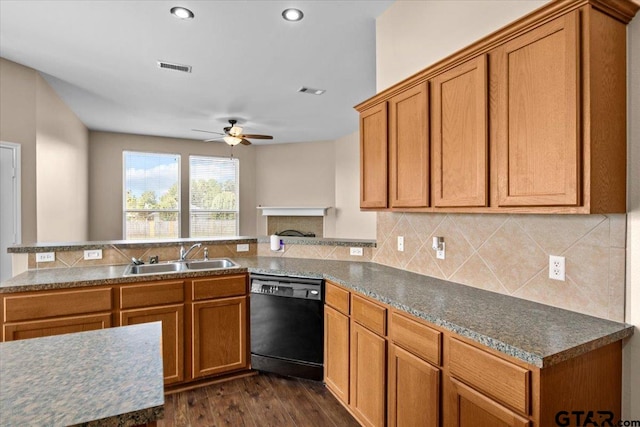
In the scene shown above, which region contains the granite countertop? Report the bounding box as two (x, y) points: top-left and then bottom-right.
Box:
(0, 322), (164, 426)
(0, 257), (633, 369)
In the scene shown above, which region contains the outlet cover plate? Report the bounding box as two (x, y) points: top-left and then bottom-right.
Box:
(35, 252), (55, 263)
(84, 249), (103, 260)
(549, 255), (565, 281)
(236, 244), (250, 252)
(350, 247), (363, 256)
(397, 236), (404, 252)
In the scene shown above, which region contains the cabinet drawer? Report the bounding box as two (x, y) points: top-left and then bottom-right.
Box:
(192, 275), (247, 300)
(390, 311), (441, 366)
(449, 338), (530, 414)
(352, 294), (386, 336)
(325, 282), (350, 315)
(120, 280), (184, 309)
(4, 288), (112, 322)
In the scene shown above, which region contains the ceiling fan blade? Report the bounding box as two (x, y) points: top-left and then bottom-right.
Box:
(192, 129), (224, 135)
(241, 134), (273, 140)
(240, 139), (252, 145)
(204, 138), (223, 142)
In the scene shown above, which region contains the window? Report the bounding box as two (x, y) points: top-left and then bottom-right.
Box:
(123, 151), (180, 240)
(190, 155), (239, 237)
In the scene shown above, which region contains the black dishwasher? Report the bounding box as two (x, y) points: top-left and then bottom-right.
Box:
(250, 273), (324, 380)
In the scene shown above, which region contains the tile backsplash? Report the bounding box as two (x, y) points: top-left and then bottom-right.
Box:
(373, 212), (626, 322)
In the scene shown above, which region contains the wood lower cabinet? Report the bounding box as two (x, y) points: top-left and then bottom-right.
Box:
(388, 344), (440, 427)
(324, 305), (350, 404)
(4, 313), (111, 341)
(121, 305), (184, 385)
(446, 377), (530, 427)
(431, 55), (488, 208)
(360, 102), (389, 209)
(350, 322), (387, 427)
(191, 296), (247, 378)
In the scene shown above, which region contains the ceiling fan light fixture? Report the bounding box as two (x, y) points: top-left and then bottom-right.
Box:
(170, 6), (194, 19)
(282, 8), (304, 22)
(229, 125), (243, 137)
(223, 135), (242, 146)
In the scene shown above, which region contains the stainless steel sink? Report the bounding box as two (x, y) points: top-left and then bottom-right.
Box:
(185, 259), (238, 270)
(124, 258), (239, 276)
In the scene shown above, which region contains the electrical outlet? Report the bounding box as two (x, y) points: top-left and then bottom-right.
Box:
(549, 255), (565, 281)
(436, 243), (446, 260)
(397, 236), (404, 252)
(350, 247), (363, 256)
(83, 249), (103, 260)
(35, 252), (55, 263)
(236, 244), (249, 252)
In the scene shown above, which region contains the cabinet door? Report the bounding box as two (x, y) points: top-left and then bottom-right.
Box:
(192, 296), (247, 378)
(3, 313), (111, 341)
(121, 305), (184, 385)
(432, 56), (488, 207)
(494, 11), (580, 207)
(446, 377), (530, 427)
(350, 322), (386, 427)
(360, 102), (388, 208)
(324, 305), (350, 404)
(388, 344), (440, 427)
(389, 82), (429, 208)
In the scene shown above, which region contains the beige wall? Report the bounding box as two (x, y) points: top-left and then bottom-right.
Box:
(0, 57), (89, 244)
(0, 58), (37, 243)
(375, 0), (546, 91)
(255, 140), (336, 236)
(35, 74), (89, 242)
(334, 131), (376, 239)
(624, 7), (640, 419)
(88, 131), (257, 240)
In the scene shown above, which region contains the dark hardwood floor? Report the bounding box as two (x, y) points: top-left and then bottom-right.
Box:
(157, 373), (360, 427)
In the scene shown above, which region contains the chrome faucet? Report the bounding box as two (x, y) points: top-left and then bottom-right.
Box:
(180, 243), (202, 261)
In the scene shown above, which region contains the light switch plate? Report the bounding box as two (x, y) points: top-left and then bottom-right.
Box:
(350, 247), (363, 256)
(84, 249), (103, 260)
(236, 244), (250, 252)
(36, 252), (55, 263)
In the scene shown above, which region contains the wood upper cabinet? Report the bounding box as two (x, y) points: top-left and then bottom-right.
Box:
(350, 322), (387, 427)
(389, 83), (429, 207)
(324, 305), (350, 405)
(388, 343), (440, 427)
(494, 11), (580, 207)
(360, 102), (388, 209)
(431, 56), (488, 207)
(192, 296), (247, 378)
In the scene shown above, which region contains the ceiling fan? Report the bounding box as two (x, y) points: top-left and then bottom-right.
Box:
(192, 120), (274, 146)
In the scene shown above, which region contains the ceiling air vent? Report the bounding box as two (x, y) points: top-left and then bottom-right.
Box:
(157, 61), (192, 73)
(298, 86), (325, 95)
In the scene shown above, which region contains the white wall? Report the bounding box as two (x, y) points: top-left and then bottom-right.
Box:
(624, 7), (640, 419)
(334, 131), (376, 239)
(36, 74), (89, 242)
(254, 140), (336, 236)
(376, 0), (546, 91)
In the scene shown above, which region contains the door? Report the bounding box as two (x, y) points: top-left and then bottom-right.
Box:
(350, 322), (386, 427)
(192, 296), (247, 378)
(324, 305), (350, 404)
(389, 82), (429, 208)
(494, 11), (580, 207)
(388, 344), (440, 427)
(446, 377), (530, 427)
(121, 305), (184, 385)
(431, 56), (488, 207)
(360, 102), (388, 208)
(0, 143), (20, 282)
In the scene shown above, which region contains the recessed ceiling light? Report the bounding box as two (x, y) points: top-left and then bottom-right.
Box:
(282, 8), (303, 22)
(170, 6), (194, 19)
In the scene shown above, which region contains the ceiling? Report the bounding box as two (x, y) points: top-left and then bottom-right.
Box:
(0, 0), (393, 144)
